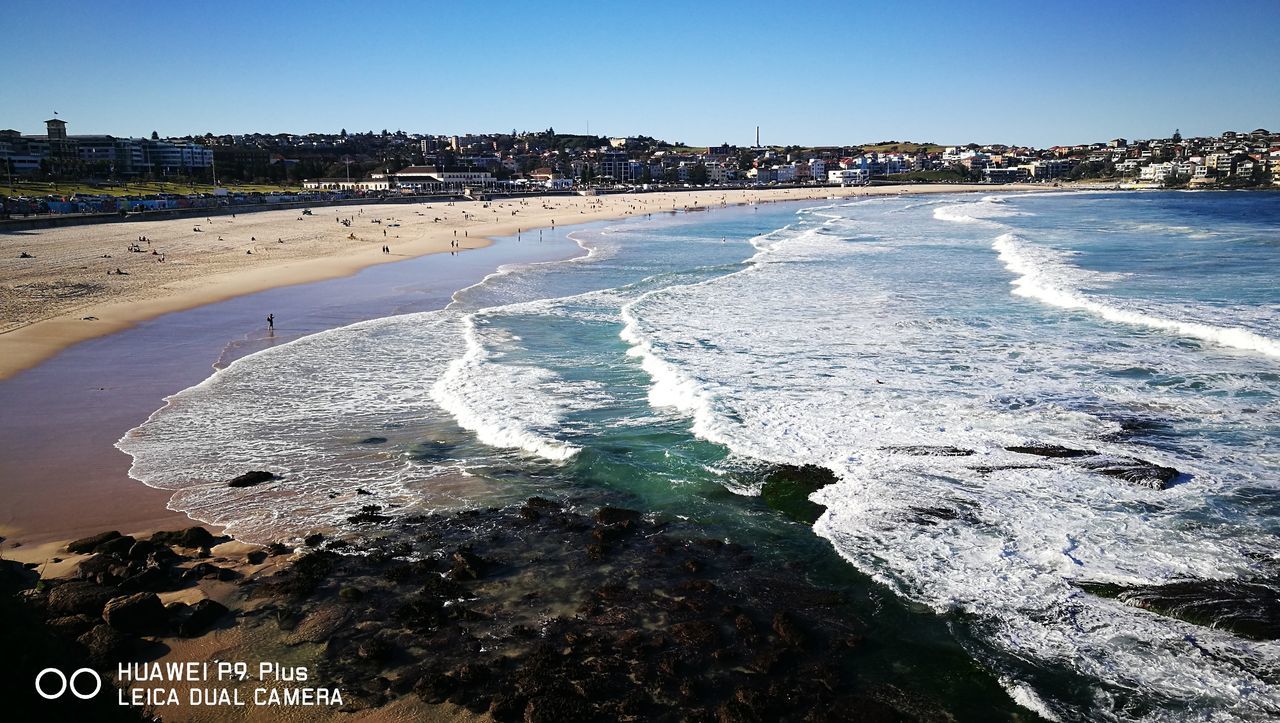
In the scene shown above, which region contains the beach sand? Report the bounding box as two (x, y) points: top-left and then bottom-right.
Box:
(0, 184), (1041, 381)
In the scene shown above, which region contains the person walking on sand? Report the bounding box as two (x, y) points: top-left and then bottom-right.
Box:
(267, 313), (274, 330)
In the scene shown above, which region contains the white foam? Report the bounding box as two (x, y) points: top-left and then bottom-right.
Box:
(431, 313), (585, 461)
(992, 232), (1280, 358)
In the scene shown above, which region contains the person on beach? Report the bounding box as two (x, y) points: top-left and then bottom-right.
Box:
(267, 313), (274, 330)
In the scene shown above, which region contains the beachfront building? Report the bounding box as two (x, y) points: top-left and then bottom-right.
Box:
(828, 169), (869, 185)
(983, 167), (1030, 183)
(596, 151), (634, 183)
(0, 129), (44, 175)
(390, 165), (496, 192)
(1020, 159), (1075, 180)
(301, 177), (391, 191)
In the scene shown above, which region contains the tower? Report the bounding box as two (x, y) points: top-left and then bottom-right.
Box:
(45, 117), (67, 140)
(755, 126), (760, 148)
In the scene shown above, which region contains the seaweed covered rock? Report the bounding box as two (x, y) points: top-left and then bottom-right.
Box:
(227, 470), (277, 488)
(1080, 578), (1280, 640)
(759, 464), (837, 523)
(1005, 444), (1097, 458)
(1079, 457), (1181, 490)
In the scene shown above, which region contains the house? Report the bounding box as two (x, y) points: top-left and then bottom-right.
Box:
(827, 169), (868, 185)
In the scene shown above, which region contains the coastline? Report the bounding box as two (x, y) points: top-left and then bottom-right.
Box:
(0, 184), (1046, 381)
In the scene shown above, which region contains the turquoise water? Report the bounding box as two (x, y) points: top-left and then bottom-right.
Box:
(119, 191), (1280, 721)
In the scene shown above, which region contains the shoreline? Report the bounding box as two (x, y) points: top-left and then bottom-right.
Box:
(0, 184), (1048, 381)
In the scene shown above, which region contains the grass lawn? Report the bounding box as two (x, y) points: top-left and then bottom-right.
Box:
(859, 142), (948, 154)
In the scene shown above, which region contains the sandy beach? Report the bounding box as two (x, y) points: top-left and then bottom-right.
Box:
(0, 184), (1041, 381)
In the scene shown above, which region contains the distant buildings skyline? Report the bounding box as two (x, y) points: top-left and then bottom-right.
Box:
(3, 114), (1276, 192)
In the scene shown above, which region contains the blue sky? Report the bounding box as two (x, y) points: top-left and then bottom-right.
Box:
(2, 0), (1276, 147)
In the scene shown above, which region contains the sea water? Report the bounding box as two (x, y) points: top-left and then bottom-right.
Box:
(118, 191), (1280, 721)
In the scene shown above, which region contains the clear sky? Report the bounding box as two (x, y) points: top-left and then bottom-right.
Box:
(2, 0), (1276, 148)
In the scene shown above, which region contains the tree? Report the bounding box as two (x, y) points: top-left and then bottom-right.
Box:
(340, 128), (348, 138)
(151, 130), (159, 140)
(689, 163), (709, 186)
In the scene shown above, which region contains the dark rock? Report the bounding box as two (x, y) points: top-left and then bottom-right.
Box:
(1006, 444), (1097, 458)
(150, 526), (219, 549)
(524, 694), (592, 723)
(356, 488), (373, 495)
(228, 470), (277, 488)
(77, 624), (133, 664)
(75, 553), (122, 585)
(771, 611), (807, 647)
(595, 507), (642, 526)
(759, 464), (837, 523)
(670, 620), (720, 649)
(95, 535), (136, 557)
(47, 613), (100, 637)
(246, 550), (268, 564)
(119, 566), (173, 592)
(185, 562), (238, 581)
(489, 694), (527, 719)
(1080, 458), (1181, 490)
(906, 505), (979, 526)
(126, 539), (162, 560)
(347, 505), (392, 524)
(970, 464), (1049, 474)
(882, 445), (975, 456)
(412, 665), (455, 703)
(1079, 578), (1280, 640)
(0, 558), (38, 589)
(177, 599), (230, 637)
(304, 533), (325, 547)
(103, 592), (166, 633)
(396, 596), (447, 631)
(66, 530), (122, 554)
(359, 437), (388, 444)
(46, 581), (117, 616)
(447, 548), (491, 580)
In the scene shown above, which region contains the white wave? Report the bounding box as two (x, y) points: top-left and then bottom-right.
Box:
(116, 311), (477, 542)
(431, 314), (584, 461)
(993, 233), (1280, 358)
(932, 196), (1027, 225)
(1000, 678), (1063, 722)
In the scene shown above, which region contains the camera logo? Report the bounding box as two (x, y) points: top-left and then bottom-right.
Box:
(35, 668), (102, 700)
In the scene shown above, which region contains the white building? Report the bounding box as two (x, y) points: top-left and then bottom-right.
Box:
(828, 169), (869, 185)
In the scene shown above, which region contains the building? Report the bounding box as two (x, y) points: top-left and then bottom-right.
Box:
(391, 165), (495, 191)
(596, 151), (634, 182)
(301, 178), (389, 191)
(73, 135), (146, 176)
(45, 118), (78, 174)
(983, 167), (1029, 183)
(144, 140), (214, 175)
(1138, 162), (1178, 182)
(828, 169), (868, 185)
(1020, 159), (1075, 180)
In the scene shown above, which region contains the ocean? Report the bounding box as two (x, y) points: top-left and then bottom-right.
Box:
(118, 190), (1280, 721)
